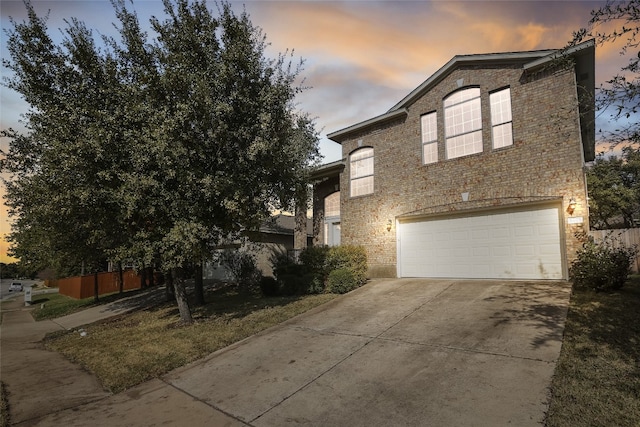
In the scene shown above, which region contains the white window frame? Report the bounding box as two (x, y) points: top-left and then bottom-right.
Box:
(421, 112), (438, 164)
(323, 192), (341, 246)
(444, 87), (483, 159)
(490, 87), (513, 149)
(324, 191), (340, 217)
(350, 147), (374, 197)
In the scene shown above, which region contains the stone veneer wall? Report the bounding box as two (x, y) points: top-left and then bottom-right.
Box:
(338, 64), (589, 278)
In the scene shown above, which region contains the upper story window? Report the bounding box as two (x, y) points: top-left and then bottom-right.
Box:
(444, 87), (482, 159)
(350, 147), (374, 197)
(490, 88), (513, 149)
(324, 191), (340, 217)
(421, 112), (438, 164)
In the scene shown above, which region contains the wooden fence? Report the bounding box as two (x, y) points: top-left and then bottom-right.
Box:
(47, 270), (142, 299)
(589, 228), (640, 273)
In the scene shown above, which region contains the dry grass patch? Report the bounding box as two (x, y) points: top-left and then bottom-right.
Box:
(545, 276), (640, 426)
(44, 286), (336, 393)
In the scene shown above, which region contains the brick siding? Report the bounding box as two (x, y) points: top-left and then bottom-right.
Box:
(336, 63), (588, 278)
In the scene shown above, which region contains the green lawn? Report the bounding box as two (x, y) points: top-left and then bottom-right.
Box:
(545, 276), (640, 426)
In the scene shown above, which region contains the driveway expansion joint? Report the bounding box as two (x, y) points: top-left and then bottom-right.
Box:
(161, 378), (255, 426)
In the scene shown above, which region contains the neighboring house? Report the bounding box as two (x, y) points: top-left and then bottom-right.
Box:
(312, 40), (595, 280)
(204, 214), (313, 280)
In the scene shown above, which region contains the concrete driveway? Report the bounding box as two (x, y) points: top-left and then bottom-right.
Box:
(36, 278), (571, 426)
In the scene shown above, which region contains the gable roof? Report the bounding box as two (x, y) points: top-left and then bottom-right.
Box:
(309, 159), (345, 181)
(327, 40), (595, 160)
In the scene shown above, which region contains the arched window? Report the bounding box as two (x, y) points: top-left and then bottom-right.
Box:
(350, 147), (374, 197)
(324, 191), (340, 217)
(444, 87), (482, 159)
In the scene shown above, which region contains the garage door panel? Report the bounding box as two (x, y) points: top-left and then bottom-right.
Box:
(492, 227), (511, 238)
(399, 206), (563, 280)
(514, 225), (534, 237)
(514, 245), (535, 256)
(538, 224), (558, 236)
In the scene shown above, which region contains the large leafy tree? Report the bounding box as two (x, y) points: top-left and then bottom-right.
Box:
(570, 0), (640, 231)
(1, 0), (320, 323)
(571, 0), (639, 147)
(2, 6), (127, 283)
(587, 148), (640, 229)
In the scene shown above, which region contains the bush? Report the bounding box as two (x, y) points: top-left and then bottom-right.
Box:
(299, 246), (331, 278)
(219, 250), (261, 289)
(266, 244), (368, 297)
(259, 276), (279, 297)
(569, 233), (637, 291)
(303, 273), (325, 294)
(327, 268), (357, 294)
(326, 245), (368, 287)
(270, 248), (304, 279)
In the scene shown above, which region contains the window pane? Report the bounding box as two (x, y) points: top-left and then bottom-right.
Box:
(490, 88), (513, 149)
(350, 147), (373, 162)
(421, 112), (437, 143)
(444, 87), (480, 107)
(423, 141), (438, 164)
(350, 156), (373, 179)
(444, 94), (481, 137)
(350, 176), (374, 197)
(446, 130), (483, 159)
(421, 112), (438, 165)
(324, 192), (340, 217)
(350, 148), (374, 197)
(492, 123), (513, 149)
(490, 88), (512, 126)
(444, 88), (483, 159)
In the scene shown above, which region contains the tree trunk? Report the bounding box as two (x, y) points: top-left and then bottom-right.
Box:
(140, 261), (147, 288)
(172, 268), (193, 324)
(165, 269), (175, 302)
(294, 187), (309, 260)
(148, 265), (155, 287)
(194, 263), (205, 306)
(118, 261), (124, 294)
(93, 271), (99, 303)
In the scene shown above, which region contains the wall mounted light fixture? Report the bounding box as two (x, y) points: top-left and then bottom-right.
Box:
(567, 198), (577, 215)
(386, 219), (393, 232)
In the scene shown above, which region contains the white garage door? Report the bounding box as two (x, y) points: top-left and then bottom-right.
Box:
(398, 206), (564, 279)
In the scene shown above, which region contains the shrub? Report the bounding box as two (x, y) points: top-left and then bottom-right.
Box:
(270, 247), (304, 279)
(278, 274), (309, 296)
(327, 268), (357, 294)
(266, 244), (368, 296)
(299, 246), (331, 278)
(569, 233), (637, 291)
(259, 276), (279, 297)
(326, 245), (368, 287)
(219, 250), (261, 289)
(303, 273), (325, 294)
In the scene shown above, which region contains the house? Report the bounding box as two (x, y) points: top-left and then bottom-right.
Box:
(204, 214), (313, 280)
(311, 40), (595, 280)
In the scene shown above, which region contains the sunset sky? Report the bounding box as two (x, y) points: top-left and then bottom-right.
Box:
(0, 0), (629, 263)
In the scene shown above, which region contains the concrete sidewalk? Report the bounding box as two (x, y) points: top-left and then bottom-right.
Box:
(0, 287), (168, 425)
(2, 279), (571, 426)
